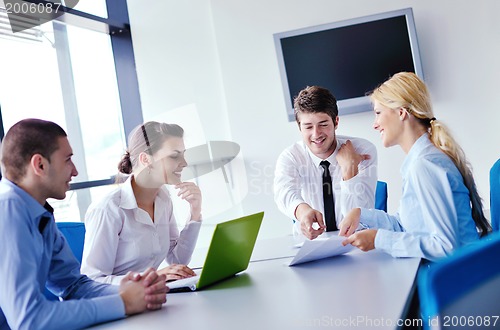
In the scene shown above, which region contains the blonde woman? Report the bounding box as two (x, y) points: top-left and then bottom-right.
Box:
(82, 121), (201, 284)
(339, 72), (490, 261)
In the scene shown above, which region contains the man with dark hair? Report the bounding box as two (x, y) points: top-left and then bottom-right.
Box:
(274, 86), (378, 240)
(1, 119), (68, 183)
(0, 119), (168, 330)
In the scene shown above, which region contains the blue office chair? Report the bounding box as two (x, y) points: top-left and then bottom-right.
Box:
(490, 159), (500, 232)
(418, 232), (500, 329)
(56, 222), (86, 262)
(375, 180), (388, 212)
(44, 222), (86, 300)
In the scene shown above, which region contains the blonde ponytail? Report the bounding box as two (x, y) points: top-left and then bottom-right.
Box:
(371, 72), (491, 236)
(429, 120), (490, 236)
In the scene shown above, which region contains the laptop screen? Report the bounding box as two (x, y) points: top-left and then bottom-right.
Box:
(197, 212), (264, 289)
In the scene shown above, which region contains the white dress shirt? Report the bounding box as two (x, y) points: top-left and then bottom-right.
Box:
(274, 135), (378, 234)
(81, 176), (201, 284)
(360, 134), (479, 261)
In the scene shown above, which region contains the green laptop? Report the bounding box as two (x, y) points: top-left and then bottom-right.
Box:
(167, 212), (264, 291)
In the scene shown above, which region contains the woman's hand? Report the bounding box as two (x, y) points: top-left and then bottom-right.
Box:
(175, 182), (202, 220)
(342, 229), (377, 252)
(158, 264), (196, 281)
(338, 208), (361, 237)
(335, 140), (371, 180)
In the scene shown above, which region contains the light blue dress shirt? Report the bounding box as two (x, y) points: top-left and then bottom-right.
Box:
(359, 134), (479, 261)
(0, 179), (125, 330)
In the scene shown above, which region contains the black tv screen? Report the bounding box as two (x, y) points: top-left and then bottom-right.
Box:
(274, 8), (424, 120)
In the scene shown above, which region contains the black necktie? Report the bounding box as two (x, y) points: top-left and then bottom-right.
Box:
(320, 160), (337, 231)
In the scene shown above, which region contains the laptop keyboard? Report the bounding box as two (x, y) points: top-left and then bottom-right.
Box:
(166, 274), (200, 290)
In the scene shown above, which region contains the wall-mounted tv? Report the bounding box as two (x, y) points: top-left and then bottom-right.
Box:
(274, 8), (424, 120)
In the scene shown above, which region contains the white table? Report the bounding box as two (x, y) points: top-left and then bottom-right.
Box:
(90, 236), (420, 330)
(188, 234), (301, 268)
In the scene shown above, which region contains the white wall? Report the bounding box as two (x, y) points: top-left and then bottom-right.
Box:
(127, 0), (500, 241)
(127, 0), (247, 246)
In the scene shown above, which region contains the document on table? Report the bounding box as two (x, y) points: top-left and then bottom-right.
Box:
(288, 235), (355, 266)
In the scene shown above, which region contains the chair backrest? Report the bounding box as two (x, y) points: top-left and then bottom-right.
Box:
(418, 233), (500, 329)
(56, 222), (86, 263)
(44, 222), (86, 301)
(375, 180), (388, 212)
(490, 159), (500, 232)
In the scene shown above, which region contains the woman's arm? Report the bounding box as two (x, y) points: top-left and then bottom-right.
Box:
(375, 158), (461, 260)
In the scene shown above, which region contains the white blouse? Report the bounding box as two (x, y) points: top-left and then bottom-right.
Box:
(81, 176), (201, 285)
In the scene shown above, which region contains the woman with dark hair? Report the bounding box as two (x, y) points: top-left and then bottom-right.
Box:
(82, 121), (202, 284)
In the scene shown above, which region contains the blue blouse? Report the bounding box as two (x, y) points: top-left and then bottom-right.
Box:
(359, 134), (479, 261)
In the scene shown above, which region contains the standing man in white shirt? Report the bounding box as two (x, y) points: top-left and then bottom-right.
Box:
(274, 86), (378, 240)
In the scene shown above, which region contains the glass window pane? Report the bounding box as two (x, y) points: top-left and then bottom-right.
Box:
(66, 23), (125, 183)
(72, 0), (108, 18)
(0, 22), (125, 182)
(0, 22), (66, 129)
(0, 20), (125, 220)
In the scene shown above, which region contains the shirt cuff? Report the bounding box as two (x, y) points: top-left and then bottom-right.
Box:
(92, 294), (126, 324)
(339, 170), (364, 194)
(374, 229), (392, 254)
(288, 199), (305, 220)
(183, 219), (202, 234)
(188, 214), (202, 223)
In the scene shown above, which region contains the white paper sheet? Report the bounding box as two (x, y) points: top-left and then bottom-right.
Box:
(288, 234), (355, 266)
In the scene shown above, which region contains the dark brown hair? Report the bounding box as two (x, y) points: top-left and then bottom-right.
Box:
(293, 86), (339, 125)
(1, 118), (67, 182)
(118, 121), (184, 175)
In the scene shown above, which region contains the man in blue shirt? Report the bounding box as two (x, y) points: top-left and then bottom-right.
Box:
(0, 119), (168, 329)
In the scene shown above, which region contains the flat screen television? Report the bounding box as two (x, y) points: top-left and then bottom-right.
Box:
(274, 8), (424, 120)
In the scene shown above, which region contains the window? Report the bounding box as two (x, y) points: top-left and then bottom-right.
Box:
(0, 0), (142, 221)
(72, 0), (108, 18)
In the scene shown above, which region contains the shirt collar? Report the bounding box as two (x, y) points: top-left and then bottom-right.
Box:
(401, 133), (432, 177)
(39, 202), (54, 233)
(119, 175), (139, 210)
(118, 175), (168, 211)
(0, 178), (54, 230)
(306, 139), (340, 168)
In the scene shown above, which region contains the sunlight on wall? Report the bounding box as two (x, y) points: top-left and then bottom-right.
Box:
(147, 104), (249, 247)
